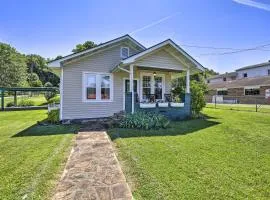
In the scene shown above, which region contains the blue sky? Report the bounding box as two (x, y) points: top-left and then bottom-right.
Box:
(0, 0), (269, 73)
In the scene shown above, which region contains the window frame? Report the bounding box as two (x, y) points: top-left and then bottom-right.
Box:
(82, 72), (113, 102)
(120, 47), (129, 59)
(140, 72), (165, 101)
(244, 86), (260, 96)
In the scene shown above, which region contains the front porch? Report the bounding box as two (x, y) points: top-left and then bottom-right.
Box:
(112, 39), (204, 120)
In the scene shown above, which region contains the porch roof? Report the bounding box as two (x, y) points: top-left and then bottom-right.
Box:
(112, 39), (205, 73)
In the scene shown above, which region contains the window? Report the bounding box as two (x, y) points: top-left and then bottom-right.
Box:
(142, 75), (151, 100)
(141, 73), (165, 101)
(101, 75), (110, 100)
(217, 90), (228, 95)
(223, 77), (227, 81)
(268, 69), (270, 76)
(83, 73), (113, 101)
(121, 47), (129, 59)
(86, 75), (96, 99)
(245, 88), (260, 95)
(243, 73), (248, 78)
(154, 76), (163, 99)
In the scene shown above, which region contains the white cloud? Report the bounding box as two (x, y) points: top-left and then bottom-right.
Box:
(233, 0), (270, 11)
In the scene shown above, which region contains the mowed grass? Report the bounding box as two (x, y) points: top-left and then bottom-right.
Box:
(206, 103), (270, 113)
(109, 108), (270, 199)
(0, 110), (78, 200)
(3, 95), (48, 106)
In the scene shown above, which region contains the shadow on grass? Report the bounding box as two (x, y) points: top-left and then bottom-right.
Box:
(12, 121), (79, 137)
(108, 118), (220, 140)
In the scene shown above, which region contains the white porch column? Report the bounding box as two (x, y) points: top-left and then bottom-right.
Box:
(186, 68), (190, 93)
(129, 64), (134, 113)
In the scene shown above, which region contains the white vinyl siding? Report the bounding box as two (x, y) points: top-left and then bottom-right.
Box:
(62, 42), (140, 120)
(135, 49), (185, 71)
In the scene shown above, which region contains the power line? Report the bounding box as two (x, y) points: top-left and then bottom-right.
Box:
(198, 43), (270, 56)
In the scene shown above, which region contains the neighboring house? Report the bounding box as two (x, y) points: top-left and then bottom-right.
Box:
(48, 35), (204, 121)
(207, 61), (270, 104)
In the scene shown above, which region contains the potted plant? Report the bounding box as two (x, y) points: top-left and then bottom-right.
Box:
(140, 100), (156, 108)
(170, 96), (184, 107)
(157, 100), (169, 107)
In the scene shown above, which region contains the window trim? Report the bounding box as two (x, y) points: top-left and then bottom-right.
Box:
(140, 72), (165, 101)
(120, 47), (129, 59)
(82, 72), (113, 102)
(244, 86), (260, 96)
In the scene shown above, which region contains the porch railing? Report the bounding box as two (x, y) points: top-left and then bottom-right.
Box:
(125, 92), (191, 120)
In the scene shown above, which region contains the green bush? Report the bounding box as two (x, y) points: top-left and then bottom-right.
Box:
(120, 111), (170, 130)
(44, 82), (57, 101)
(47, 96), (60, 104)
(18, 99), (35, 107)
(48, 109), (60, 124)
(6, 102), (15, 107)
(190, 80), (206, 117)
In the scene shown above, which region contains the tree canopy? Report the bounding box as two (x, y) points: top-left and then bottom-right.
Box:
(0, 43), (27, 87)
(72, 41), (98, 53)
(0, 43), (60, 88)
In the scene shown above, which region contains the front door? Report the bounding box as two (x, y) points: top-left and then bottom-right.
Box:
(123, 79), (138, 110)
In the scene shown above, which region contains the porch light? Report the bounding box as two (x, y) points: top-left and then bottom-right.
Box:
(153, 72), (156, 76)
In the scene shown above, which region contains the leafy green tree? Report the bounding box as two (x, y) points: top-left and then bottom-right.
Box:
(27, 73), (43, 87)
(0, 43), (27, 87)
(72, 41), (98, 53)
(26, 54), (60, 86)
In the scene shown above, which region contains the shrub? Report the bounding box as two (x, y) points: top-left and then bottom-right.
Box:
(18, 99), (35, 107)
(47, 96), (60, 104)
(190, 80), (206, 117)
(6, 102), (15, 107)
(120, 111), (170, 130)
(48, 109), (60, 124)
(44, 82), (57, 101)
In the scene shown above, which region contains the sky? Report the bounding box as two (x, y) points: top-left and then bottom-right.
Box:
(0, 0), (269, 73)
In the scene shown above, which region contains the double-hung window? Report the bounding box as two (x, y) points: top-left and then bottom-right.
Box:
(83, 72), (113, 102)
(140, 73), (165, 101)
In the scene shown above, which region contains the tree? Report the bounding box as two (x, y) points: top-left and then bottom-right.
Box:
(0, 42), (27, 87)
(26, 54), (60, 87)
(72, 41), (98, 53)
(27, 73), (43, 87)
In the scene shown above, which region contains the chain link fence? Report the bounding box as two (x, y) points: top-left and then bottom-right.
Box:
(205, 95), (270, 113)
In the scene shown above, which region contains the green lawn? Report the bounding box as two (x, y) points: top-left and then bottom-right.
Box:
(3, 95), (48, 106)
(0, 110), (77, 200)
(109, 108), (270, 199)
(206, 103), (270, 113)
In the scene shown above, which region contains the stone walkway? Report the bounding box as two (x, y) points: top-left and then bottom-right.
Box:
(53, 131), (132, 200)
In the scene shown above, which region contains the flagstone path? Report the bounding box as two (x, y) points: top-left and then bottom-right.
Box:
(53, 131), (132, 200)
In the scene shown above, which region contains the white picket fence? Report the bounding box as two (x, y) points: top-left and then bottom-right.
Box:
(48, 103), (60, 112)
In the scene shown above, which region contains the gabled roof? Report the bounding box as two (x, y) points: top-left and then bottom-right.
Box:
(48, 34), (146, 67)
(236, 60), (270, 71)
(208, 76), (270, 90)
(119, 39), (205, 72)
